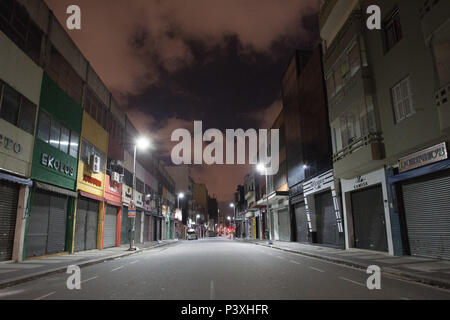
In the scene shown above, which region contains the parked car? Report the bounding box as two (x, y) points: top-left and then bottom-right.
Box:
(187, 229), (198, 240)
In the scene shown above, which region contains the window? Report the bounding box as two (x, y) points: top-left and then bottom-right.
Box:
(383, 8), (402, 52)
(392, 77), (415, 123)
(50, 119), (61, 149)
(37, 111), (80, 158)
(0, 82), (37, 135)
(80, 138), (105, 171)
(70, 131), (80, 158)
(37, 112), (51, 143)
(349, 43), (361, 76)
(326, 73), (336, 98)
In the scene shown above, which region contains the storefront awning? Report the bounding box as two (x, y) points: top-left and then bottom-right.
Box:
(257, 191), (289, 204)
(0, 172), (33, 187)
(79, 190), (104, 202)
(388, 158), (450, 184)
(35, 181), (77, 198)
(105, 198), (122, 207)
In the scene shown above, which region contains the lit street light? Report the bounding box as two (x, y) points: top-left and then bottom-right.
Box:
(130, 136), (151, 251)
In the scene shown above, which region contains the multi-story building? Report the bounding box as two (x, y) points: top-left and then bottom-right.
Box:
(193, 183), (208, 237)
(207, 195), (218, 236)
(320, 0), (450, 259)
(0, 0), (178, 262)
(233, 185), (246, 238)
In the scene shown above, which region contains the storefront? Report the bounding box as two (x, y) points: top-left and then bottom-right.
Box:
(303, 169), (344, 249)
(121, 183), (133, 245)
(263, 191), (290, 242)
(134, 190), (144, 244)
(341, 168), (394, 255)
(74, 111), (108, 252)
(289, 183), (309, 243)
(1, 31), (43, 262)
(104, 173), (122, 248)
(388, 142), (450, 260)
(25, 73), (81, 259)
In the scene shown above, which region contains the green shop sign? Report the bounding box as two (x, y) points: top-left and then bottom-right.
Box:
(40, 153), (74, 176)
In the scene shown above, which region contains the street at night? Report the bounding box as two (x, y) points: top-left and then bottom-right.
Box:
(0, 238), (449, 300)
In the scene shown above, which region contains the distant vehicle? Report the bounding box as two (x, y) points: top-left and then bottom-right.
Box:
(187, 230), (198, 240)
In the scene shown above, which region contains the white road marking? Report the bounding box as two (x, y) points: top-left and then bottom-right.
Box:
(338, 276), (365, 287)
(129, 260), (139, 264)
(111, 266), (124, 272)
(277, 256), (286, 260)
(210, 281), (216, 300)
(290, 260), (301, 265)
(309, 267), (325, 273)
(34, 291), (56, 300)
(81, 276), (99, 284)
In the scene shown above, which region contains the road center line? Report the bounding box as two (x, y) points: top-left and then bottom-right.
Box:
(309, 267), (325, 273)
(34, 291), (56, 300)
(111, 266), (124, 272)
(81, 276), (99, 284)
(338, 277), (365, 287)
(290, 260), (301, 265)
(129, 260), (139, 264)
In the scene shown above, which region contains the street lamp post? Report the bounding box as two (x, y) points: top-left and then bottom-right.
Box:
(129, 137), (150, 251)
(258, 163), (272, 245)
(177, 192), (184, 209)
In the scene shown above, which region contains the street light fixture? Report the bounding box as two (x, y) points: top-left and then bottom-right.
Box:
(177, 192), (184, 209)
(257, 163), (272, 245)
(130, 136), (151, 251)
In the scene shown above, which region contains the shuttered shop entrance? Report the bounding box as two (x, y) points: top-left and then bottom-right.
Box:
(278, 209), (290, 241)
(26, 189), (68, 258)
(104, 205), (118, 248)
(74, 197), (99, 252)
(402, 171), (450, 260)
(121, 206), (130, 245)
(0, 181), (19, 262)
(144, 213), (150, 242)
(351, 185), (388, 252)
(134, 210), (142, 243)
(315, 191), (339, 247)
(294, 202), (308, 243)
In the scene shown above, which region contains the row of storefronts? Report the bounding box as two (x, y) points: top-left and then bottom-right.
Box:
(0, 26), (177, 262)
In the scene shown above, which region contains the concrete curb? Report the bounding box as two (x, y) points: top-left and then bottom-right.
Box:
(0, 241), (178, 290)
(250, 242), (450, 291)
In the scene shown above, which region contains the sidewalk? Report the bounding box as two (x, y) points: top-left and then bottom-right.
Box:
(239, 239), (450, 289)
(0, 240), (178, 289)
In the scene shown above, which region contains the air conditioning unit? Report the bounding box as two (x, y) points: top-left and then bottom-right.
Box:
(90, 154), (101, 173)
(111, 172), (121, 183)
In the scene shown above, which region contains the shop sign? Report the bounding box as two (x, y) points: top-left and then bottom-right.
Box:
(398, 142), (448, 173)
(83, 175), (102, 187)
(128, 201), (136, 218)
(311, 177), (326, 191)
(353, 176), (369, 190)
(41, 153), (74, 176)
(0, 134), (22, 154)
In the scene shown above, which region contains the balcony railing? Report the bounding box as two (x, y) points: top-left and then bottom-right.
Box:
(333, 133), (383, 163)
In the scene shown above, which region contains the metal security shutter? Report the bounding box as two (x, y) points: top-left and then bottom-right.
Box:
(144, 214), (150, 242)
(402, 172), (450, 260)
(315, 191), (339, 247)
(278, 209), (290, 241)
(104, 205), (118, 248)
(86, 199), (99, 250)
(0, 181), (19, 261)
(294, 203), (308, 243)
(121, 206), (129, 245)
(26, 190), (50, 258)
(134, 210), (142, 243)
(157, 218), (161, 240)
(351, 185), (388, 252)
(46, 194), (68, 254)
(152, 216), (157, 241)
(74, 198), (88, 252)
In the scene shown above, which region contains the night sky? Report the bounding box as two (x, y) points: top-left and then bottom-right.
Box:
(45, 0), (320, 213)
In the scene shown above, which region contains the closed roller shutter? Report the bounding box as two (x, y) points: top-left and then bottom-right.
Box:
(85, 199), (99, 250)
(74, 198), (88, 252)
(278, 209), (290, 241)
(0, 181), (19, 261)
(104, 205), (118, 248)
(315, 191), (339, 247)
(134, 210), (142, 243)
(74, 197), (98, 251)
(294, 203), (308, 243)
(27, 189), (68, 258)
(152, 216), (157, 241)
(121, 206), (129, 245)
(402, 172), (450, 260)
(144, 214), (150, 242)
(46, 194), (68, 254)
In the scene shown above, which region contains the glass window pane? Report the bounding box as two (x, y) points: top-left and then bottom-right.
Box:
(1, 85), (20, 126)
(50, 119), (61, 149)
(70, 131), (80, 158)
(60, 126), (70, 154)
(18, 99), (36, 134)
(37, 112), (51, 143)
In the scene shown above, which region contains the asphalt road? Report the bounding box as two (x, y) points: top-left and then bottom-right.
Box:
(0, 238), (449, 300)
